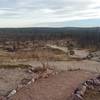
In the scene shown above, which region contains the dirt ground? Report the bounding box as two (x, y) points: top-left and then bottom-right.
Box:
(0, 67), (32, 96)
(8, 70), (96, 100)
(0, 44), (100, 99)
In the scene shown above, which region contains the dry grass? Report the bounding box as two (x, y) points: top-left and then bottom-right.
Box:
(0, 64), (31, 69)
(0, 47), (67, 62)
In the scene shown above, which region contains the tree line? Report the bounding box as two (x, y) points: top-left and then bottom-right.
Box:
(0, 27), (100, 49)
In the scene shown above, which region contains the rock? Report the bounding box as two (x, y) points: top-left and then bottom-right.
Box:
(75, 85), (86, 97)
(93, 79), (100, 86)
(21, 78), (31, 85)
(86, 79), (100, 86)
(31, 78), (35, 83)
(27, 81), (32, 85)
(80, 86), (87, 96)
(73, 76), (100, 100)
(27, 69), (33, 74)
(82, 82), (88, 87)
(7, 90), (16, 98)
(73, 94), (83, 100)
(86, 79), (94, 85)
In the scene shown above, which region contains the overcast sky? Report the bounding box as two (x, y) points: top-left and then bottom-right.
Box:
(0, 0), (100, 27)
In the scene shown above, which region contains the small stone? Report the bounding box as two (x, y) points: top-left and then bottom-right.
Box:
(73, 94), (83, 100)
(76, 85), (86, 96)
(82, 82), (88, 87)
(86, 79), (94, 85)
(21, 78), (31, 85)
(27, 69), (32, 73)
(27, 81), (31, 85)
(31, 78), (35, 83)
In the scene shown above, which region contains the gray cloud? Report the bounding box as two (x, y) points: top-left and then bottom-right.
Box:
(0, 0), (100, 27)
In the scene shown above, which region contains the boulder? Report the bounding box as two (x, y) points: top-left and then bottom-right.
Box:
(7, 90), (16, 98)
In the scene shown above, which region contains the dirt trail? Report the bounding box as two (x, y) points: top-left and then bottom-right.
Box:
(47, 44), (89, 58)
(9, 70), (95, 100)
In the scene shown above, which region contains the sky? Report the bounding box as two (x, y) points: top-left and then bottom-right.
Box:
(0, 0), (100, 27)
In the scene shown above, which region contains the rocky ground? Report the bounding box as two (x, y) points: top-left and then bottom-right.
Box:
(0, 65), (33, 96)
(8, 70), (95, 100)
(0, 45), (100, 100)
(0, 64), (97, 100)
